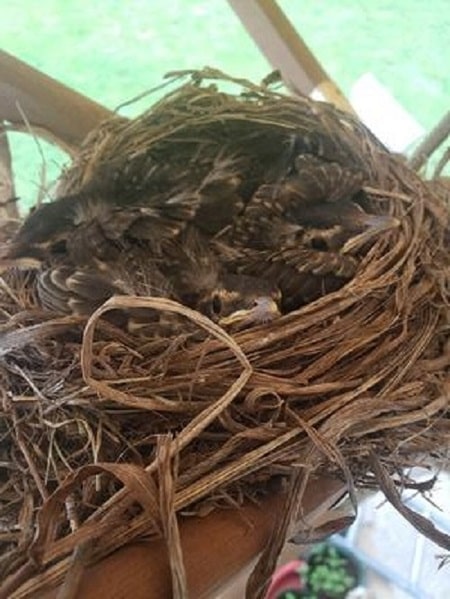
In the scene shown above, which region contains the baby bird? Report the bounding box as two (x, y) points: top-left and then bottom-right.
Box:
(1, 192), (281, 329)
(222, 153), (399, 311)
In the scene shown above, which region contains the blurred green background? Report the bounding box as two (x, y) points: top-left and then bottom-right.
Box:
(1, 0), (449, 208)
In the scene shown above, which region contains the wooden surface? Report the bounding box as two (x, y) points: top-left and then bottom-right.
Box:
(0, 49), (113, 153)
(25, 478), (346, 599)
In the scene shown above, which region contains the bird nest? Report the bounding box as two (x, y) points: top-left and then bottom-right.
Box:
(0, 69), (449, 596)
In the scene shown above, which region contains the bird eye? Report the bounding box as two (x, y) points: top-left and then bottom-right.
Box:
(211, 293), (222, 315)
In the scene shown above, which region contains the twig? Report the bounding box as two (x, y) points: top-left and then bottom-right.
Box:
(433, 146), (450, 179)
(408, 110), (450, 171)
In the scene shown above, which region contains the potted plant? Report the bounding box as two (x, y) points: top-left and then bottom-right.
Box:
(301, 542), (363, 599)
(265, 542), (365, 599)
(265, 559), (308, 599)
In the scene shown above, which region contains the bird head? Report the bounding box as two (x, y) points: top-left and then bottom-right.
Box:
(0, 197), (78, 269)
(198, 274), (281, 327)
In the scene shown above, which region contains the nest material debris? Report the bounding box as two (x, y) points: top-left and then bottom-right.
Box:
(0, 69), (449, 597)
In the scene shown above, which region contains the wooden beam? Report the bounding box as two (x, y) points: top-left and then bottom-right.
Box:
(228, 0), (355, 113)
(0, 50), (113, 154)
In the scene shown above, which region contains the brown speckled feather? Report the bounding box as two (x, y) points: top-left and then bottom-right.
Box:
(37, 252), (171, 316)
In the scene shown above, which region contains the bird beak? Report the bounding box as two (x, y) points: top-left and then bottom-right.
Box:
(342, 214), (400, 254)
(219, 297), (281, 328)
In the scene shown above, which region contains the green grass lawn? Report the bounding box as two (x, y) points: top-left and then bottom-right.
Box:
(1, 1), (449, 207)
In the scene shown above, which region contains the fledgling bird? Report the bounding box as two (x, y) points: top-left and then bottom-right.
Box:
(1, 191), (281, 329)
(222, 153), (399, 311)
(3, 190), (201, 269)
(34, 259), (280, 331)
(156, 226), (281, 326)
(233, 154), (397, 249)
(3, 150), (250, 270)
